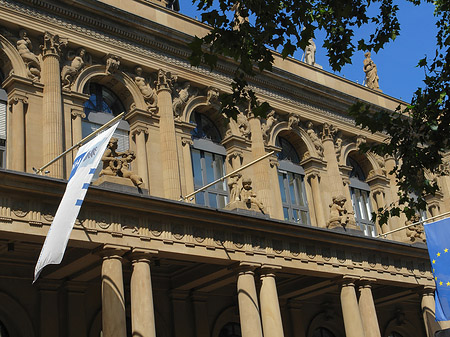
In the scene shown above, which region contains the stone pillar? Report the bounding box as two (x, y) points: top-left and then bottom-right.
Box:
(132, 127), (149, 188)
(9, 95), (27, 171)
(71, 109), (85, 146)
(191, 293), (211, 337)
(306, 171), (326, 227)
(358, 279), (381, 337)
(181, 137), (194, 200)
(340, 278), (366, 337)
(237, 265), (263, 337)
(66, 281), (87, 337)
(287, 301), (306, 337)
(41, 31), (65, 178)
(100, 245), (128, 337)
(259, 267), (284, 337)
(248, 114), (273, 215)
(130, 248), (157, 337)
(171, 290), (195, 337)
(421, 287), (443, 337)
(156, 70), (181, 200)
(268, 155), (284, 220)
(39, 280), (61, 337)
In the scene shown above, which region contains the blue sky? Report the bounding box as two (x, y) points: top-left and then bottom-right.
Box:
(179, 1), (438, 103)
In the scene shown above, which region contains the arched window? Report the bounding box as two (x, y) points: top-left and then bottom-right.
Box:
(276, 136), (309, 224)
(347, 156), (375, 236)
(0, 320), (10, 337)
(312, 327), (336, 337)
(0, 70), (6, 168)
(190, 110), (228, 208)
(219, 322), (241, 337)
(82, 82), (129, 152)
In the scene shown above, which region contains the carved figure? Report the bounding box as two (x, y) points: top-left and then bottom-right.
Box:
(405, 214), (426, 243)
(156, 69), (176, 90)
(261, 110), (277, 143)
(288, 114), (300, 130)
(228, 173), (242, 202)
(99, 138), (143, 186)
(306, 122), (324, 157)
(134, 66), (157, 110)
(16, 29), (40, 80)
(173, 82), (197, 118)
(206, 87), (220, 109)
(322, 123), (336, 140)
(240, 178), (265, 213)
(304, 38), (316, 65)
(356, 135), (367, 149)
(237, 112), (251, 139)
(363, 52), (380, 91)
(61, 48), (91, 88)
(327, 195), (354, 228)
(105, 54), (120, 74)
(335, 136), (343, 161)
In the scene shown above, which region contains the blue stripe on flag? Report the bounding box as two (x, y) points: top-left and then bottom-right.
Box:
(89, 168), (96, 174)
(75, 199), (83, 206)
(82, 183), (90, 189)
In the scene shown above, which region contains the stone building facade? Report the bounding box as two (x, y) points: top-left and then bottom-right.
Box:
(0, 0), (449, 336)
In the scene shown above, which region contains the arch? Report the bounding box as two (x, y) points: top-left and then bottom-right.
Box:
(0, 291), (35, 337)
(211, 306), (240, 337)
(73, 64), (146, 112)
(341, 145), (377, 179)
(382, 316), (419, 337)
(0, 33), (28, 78)
(306, 311), (344, 337)
(269, 121), (317, 159)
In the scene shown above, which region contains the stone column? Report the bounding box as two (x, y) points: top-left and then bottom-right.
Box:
(9, 95), (27, 171)
(237, 264), (263, 337)
(306, 171), (326, 227)
(171, 290), (195, 337)
(287, 301), (306, 337)
(268, 155), (284, 220)
(41, 31), (65, 178)
(156, 70), (181, 200)
(66, 281), (87, 337)
(248, 114), (273, 215)
(39, 280), (61, 337)
(421, 287), (443, 337)
(181, 137), (194, 200)
(358, 279), (381, 337)
(130, 248), (157, 337)
(99, 245), (128, 337)
(259, 267), (284, 337)
(340, 277), (366, 337)
(71, 109), (85, 146)
(132, 127), (149, 188)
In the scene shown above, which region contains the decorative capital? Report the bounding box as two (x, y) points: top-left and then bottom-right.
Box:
(269, 156), (279, 168)
(306, 171), (320, 181)
(156, 69), (176, 92)
(321, 123), (337, 141)
(131, 127), (149, 138)
(71, 109), (85, 119)
(11, 95), (28, 105)
(181, 137), (193, 147)
(41, 31), (66, 57)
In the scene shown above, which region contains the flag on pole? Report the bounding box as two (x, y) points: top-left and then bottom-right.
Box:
(424, 217), (450, 321)
(34, 122), (119, 282)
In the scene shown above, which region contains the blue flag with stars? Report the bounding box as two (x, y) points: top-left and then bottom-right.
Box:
(424, 217), (450, 321)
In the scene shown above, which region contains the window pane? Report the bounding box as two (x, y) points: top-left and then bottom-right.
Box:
(217, 194), (228, 209)
(195, 191), (205, 205)
(214, 154), (226, 191)
(288, 173), (296, 204)
(294, 175), (306, 207)
(208, 193), (218, 208)
(204, 152), (215, 184)
(283, 207), (289, 221)
(191, 149), (203, 187)
(292, 209), (299, 223)
(278, 173), (287, 203)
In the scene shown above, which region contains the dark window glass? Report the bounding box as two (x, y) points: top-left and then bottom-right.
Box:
(191, 110), (221, 143)
(312, 327), (336, 337)
(83, 83), (125, 118)
(219, 322), (241, 337)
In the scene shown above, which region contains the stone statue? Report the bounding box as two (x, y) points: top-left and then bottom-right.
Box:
(172, 82), (198, 119)
(16, 29), (41, 80)
(236, 112), (251, 139)
(405, 214), (426, 243)
(99, 138), (143, 187)
(327, 195), (354, 229)
(228, 173), (242, 202)
(306, 122), (324, 157)
(133, 66), (157, 111)
(261, 110), (277, 143)
(363, 52), (380, 91)
(304, 38), (316, 65)
(335, 136), (343, 161)
(206, 87), (220, 109)
(240, 178), (265, 213)
(105, 54), (121, 74)
(322, 123), (337, 140)
(288, 114), (300, 130)
(61, 48), (91, 88)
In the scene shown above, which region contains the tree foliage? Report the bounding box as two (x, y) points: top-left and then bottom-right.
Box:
(189, 0), (450, 223)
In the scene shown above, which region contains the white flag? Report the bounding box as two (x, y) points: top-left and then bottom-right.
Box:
(34, 122), (119, 282)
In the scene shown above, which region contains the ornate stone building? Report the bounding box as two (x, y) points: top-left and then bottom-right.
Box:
(0, 0), (449, 336)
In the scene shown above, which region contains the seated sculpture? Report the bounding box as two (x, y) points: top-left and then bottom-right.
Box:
(99, 138), (143, 187)
(327, 195), (355, 229)
(225, 176), (265, 214)
(240, 178), (265, 213)
(405, 214), (426, 243)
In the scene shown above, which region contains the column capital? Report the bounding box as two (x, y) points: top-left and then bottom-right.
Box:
(234, 261), (261, 274)
(419, 285), (436, 296)
(95, 244), (130, 260)
(10, 94), (28, 105)
(156, 69), (176, 92)
(269, 155), (279, 168)
(372, 188), (384, 197)
(338, 275), (359, 288)
(259, 264), (282, 278)
(358, 277), (377, 288)
(71, 108), (85, 120)
(181, 137), (194, 147)
(41, 31), (66, 58)
(306, 170), (321, 181)
(131, 126), (149, 138)
(129, 247), (158, 263)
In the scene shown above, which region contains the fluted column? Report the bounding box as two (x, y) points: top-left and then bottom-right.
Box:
(237, 264), (263, 337)
(132, 127), (149, 188)
(130, 248), (157, 337)
(306, 171), (326, 227)
(340, 277), (366, 337)
(156, 70), (181, 199)
(71, 109), (85, 146)
(421, 287), (443, 337)
(259, 267), (284, 337)
(181, 137), (194, 200)
(9, 95), (27, 171)
(358, 279), (381, 337)
(248, 114), (273, 215)
(41, 31), (65, 178)
(268, 156), (284, 220)
(99, 245), (128, 337)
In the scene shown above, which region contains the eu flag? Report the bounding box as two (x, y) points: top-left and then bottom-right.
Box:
(424, 218), (450, 321)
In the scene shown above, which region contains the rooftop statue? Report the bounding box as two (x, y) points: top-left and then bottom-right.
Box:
(363, 51), (381, 91)
(327, 195), (355, 229)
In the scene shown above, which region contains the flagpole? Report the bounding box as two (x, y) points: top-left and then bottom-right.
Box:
(181, 150), (275, 201)
(377, 210), (450, 238)
(34, 112), (125, 174)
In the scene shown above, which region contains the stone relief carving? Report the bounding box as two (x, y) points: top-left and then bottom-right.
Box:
(156, 69), (176, 91)
(288, 113), (300, 130)
(228, 173), (242, 202)
(16, 29), (41, 80)
(327, 195), (355, 229)
(133, 66), (157, 112)
(335, 135), (343, 161)
(105, 54), (120, 74)
(206, 86), (220, 107)
(99, 137), (144, 187)
(61, 47), (91, 89)
(225, 177), (265, 214)
(41, 31), (65, 56)
(321, 122), (337, 141)
(239, 178), (265, 213)
(236, 111), (251, 139)
(363, 51), (380, 91)
(405, 214), (426, 243)
(261, 110), (277, 143)
(438, 162), (450, 176)
(306, 121), (324, 157)
(172, 81), (198, 119)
